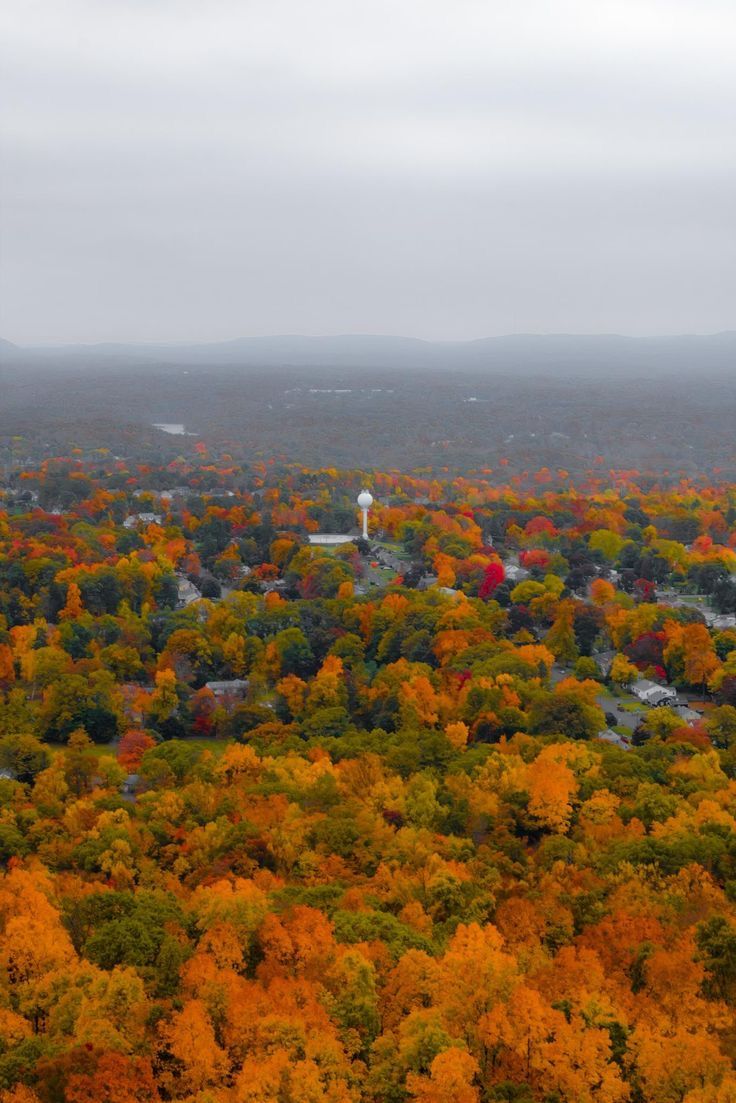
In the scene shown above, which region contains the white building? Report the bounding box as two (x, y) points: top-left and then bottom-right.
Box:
(177, 577), (202, 607)
(204, 679), (249, 700)
(124, 512), (163, 529)
(308, 534), (355, 546)
(631, 679), (678, 707)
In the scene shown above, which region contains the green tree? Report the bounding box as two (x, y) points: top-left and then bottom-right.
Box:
(63, 728), (98, 796)
(707, 705), (736, 749)
(0, 732), (51, 783)
(544, 603), (579, 664)
(39, 673), (121, 744)
(529, 691), (604, 741)
(696, 915), (736, 1003)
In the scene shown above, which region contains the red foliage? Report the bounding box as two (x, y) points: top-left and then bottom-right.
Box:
(479, 561), (505, 600)
(117, 729), (156, 770)
(524, 516), (558, 538)
(634, 578), (656, 602)
(519, 549), (551, 570)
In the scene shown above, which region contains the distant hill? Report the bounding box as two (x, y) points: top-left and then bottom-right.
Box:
(2, 331), (734, 376)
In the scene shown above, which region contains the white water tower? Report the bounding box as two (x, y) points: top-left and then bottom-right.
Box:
(357, 489), (373, 539)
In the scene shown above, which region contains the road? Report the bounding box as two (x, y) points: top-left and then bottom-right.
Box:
(550, 663), (707, 733)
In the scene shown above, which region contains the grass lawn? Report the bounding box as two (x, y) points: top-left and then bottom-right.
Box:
(47, 741), (118, 759)
(183, 737), (232, 756)
(374, 540), (412, 561)
(365, 564), (400, 586)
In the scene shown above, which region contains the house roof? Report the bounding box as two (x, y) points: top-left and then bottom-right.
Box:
(646, 688), (676, 705)
(597, 729), (631, 749)
(204, 679), (249, 694)
(675, 706), (701, 723)
(594, 650), (616, 671)
(632, 678), (675, 696)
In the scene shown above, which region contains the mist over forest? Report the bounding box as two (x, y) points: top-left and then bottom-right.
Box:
(1, 332), (734, 478)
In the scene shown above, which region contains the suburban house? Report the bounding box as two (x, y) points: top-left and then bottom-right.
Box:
(597, 728), (631, 750)
(631, 678), (678, 707)
(124, 512), (163, 529)
(417, 575), (439, 591)
(504, 562), (530, 582)
(674, 704), (702, 725)
(594, 650), (617, 678)
(204, 679), (250, 701)
(176, 576), (202, 607)
(261, 579), (288, 593)
(121, 773), (140, 799)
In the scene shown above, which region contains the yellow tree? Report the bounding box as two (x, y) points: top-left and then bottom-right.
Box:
(526, 754), (578, 833)
(480, 984), (627, 1103)
(682, 623), (720, 694)
(407, 1048), (479, 1103)
(159, 998), (228, 1094)
(544, 601), (579, 663)
(149, 667), (178, 722)
(610, 653), (639, 687)
(59, 581), (83, 620)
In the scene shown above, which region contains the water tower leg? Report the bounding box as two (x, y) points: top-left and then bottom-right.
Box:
(362, 509), (369, 539)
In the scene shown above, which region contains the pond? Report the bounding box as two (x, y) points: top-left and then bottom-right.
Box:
(152, 423), (195, 435)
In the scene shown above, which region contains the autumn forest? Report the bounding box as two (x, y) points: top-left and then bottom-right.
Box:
(1, 448), (736, 1103)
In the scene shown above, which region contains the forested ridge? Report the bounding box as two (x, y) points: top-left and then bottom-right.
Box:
(1, 453), (736, 1102)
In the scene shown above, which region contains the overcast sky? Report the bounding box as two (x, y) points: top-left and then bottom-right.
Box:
(1, 0), (734, 344)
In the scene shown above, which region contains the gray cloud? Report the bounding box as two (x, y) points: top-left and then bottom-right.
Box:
(1, 0), (734, 343)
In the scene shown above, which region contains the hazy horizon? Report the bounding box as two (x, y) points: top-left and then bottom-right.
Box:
(2, 0), (735, 346)
(3, 327), (736, 352)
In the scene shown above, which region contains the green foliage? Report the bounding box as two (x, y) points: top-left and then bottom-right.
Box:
(0, 732), (51, 782)
(529, 692), (604, 741)
(139, 739), (203, 782)
(696, 915), (736, 1002)
(0, 822), (29, 864)
(332, 909), (435, 958)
